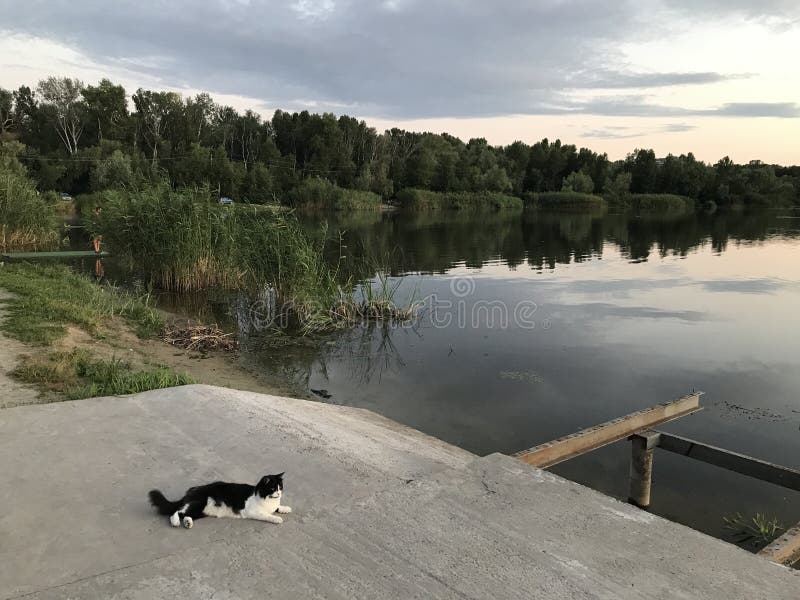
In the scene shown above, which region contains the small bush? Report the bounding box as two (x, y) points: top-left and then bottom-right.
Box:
(0, 157), (58, 251)
(288, 177), (380, 210)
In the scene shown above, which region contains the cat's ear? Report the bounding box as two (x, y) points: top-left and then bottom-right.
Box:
(275, 472), (285, 479)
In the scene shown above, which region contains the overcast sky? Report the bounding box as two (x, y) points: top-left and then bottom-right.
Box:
(1, 0), (799, 163)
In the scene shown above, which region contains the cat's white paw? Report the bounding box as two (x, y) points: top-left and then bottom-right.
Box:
(182, 516), (193, 529)
(170, 513), (180, 527)
(277, 506), (292, 514)
(272, 516), (284, 524)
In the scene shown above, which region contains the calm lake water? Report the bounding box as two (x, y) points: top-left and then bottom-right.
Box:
(86, 208), (800, 546)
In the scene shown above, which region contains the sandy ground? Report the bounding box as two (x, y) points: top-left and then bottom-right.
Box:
(0, 289), (288, 409)
(60, 323), (291, 397)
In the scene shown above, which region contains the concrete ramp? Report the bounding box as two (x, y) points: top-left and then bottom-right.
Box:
(0, 385), (796, 599)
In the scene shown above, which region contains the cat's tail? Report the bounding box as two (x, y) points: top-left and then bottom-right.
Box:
(148, 489), (183, 515)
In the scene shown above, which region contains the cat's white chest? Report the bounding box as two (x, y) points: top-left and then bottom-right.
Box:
(241, 494), (280, 518)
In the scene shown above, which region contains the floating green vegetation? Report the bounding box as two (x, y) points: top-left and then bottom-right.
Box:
(396, 188), (523, 211)
(0, 262), (163, 345)
(14, 349), (193, 400)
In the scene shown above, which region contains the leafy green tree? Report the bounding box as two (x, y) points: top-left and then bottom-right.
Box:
(241, 163), (274, 203)
(184, 93), (216, 145)
(81, 79), (128, 144)
(626, 149), (657, 193)
(561, 171), (595, 194)
(36, 77), (86, 154)
(91, 149), (137, 191)
(605, 172), (632, 204)
(132, 89), (182, 166)
(484, 165), (512, 192)
(0, 88), (13, 139)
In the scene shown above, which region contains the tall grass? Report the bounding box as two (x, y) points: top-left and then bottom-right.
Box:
(93, 185), (416, 331)
(288, 177), (381, 210)
(0, 158), (59, 251)
(95, 185), (358, 326)
(523, 191), (606, 211)
(396, 188), (522, 210)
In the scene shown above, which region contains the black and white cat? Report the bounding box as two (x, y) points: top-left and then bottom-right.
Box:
(149, 473), (291, 529)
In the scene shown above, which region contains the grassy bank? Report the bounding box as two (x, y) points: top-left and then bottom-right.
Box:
(0, 157), (59, 251)
(0, 263), (163, 344)
(0, 262), (193, 401)
(395, 188), (523, 210)
(523, 191), (606, 211)
(288, 177), (381, 211)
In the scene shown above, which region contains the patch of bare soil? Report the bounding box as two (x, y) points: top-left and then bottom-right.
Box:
(2, 308), (290, 407)
(65, 319), (290, 398)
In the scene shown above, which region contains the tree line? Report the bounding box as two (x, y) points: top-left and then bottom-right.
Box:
(1, 76), (798, 208)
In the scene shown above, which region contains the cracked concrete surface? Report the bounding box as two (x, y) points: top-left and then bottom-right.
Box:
(1, 385), (796, 599)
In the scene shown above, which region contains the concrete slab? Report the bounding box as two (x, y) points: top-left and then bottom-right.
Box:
(0, 385), (796, 599)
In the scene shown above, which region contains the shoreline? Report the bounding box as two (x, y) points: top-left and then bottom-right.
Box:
(0, 266), (289, 408)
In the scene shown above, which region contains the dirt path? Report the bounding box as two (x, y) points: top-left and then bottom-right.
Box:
(0, 291), (41, 409)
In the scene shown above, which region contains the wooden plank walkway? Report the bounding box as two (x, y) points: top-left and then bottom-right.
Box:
(514, 393), (702, 468)
(759, 521), (800, 566)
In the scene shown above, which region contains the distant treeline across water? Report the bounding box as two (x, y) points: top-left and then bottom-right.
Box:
(1, 76), (798, 210)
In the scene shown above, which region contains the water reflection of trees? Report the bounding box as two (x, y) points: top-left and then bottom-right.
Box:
(305, 209), (798, 277)
(241, 208), (799, 397)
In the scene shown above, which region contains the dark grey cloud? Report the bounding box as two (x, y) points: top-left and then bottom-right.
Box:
(2, 0), (796, 120)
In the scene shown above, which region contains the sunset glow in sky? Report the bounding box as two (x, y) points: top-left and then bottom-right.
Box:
(2, 1), (799, 163)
